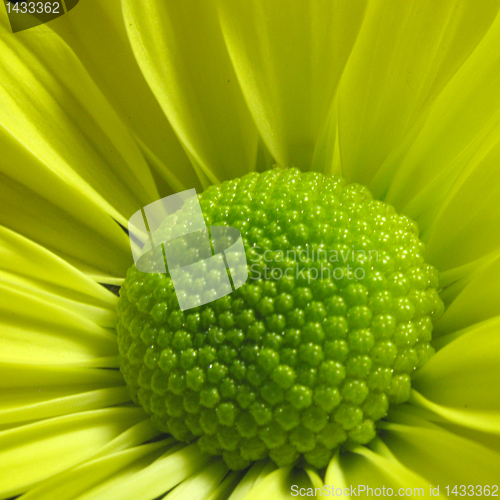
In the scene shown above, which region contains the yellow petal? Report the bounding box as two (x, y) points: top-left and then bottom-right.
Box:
(411, 391), (500, 435)
(0, 131), (132, 279)
(343, 0), (500, 191)
(325, 451), (347, 489)
(414, 317), (500, 417)
(0, 283), (117, 365)
(0, 16), (159, 224)
(227, 461), (276, 500)
(380, 8), (500, 259)
(0, 386), (129, 425)
(304, 467), (324, 492)
(433, 422), (500, 457)
(0, 407), (147, 498)
(205, 473), (243, 500)
(49, 0), (199, 192)
(423, 134), (500, 273)
(240, 467), (312, 500)
(337, 440), (441, 498)
(163, 460), (228, 500)
(217, 0), (367, 169)
(1, 270), (116, 328)
(0, 226), (119, 327)
(0, 226), (115, 305)
(123, 0), (258, 184)
(73, 443), (211, 500)
(381, 409), (500, 485)
(0, 367), (121, 397)
(435, 256), (500, 334)
(19, 439), (170, 500)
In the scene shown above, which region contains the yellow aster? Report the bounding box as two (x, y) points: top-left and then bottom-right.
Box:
(0, 0), (499, 499)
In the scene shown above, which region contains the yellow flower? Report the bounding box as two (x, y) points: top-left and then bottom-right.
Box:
(0, 0), (500, 498)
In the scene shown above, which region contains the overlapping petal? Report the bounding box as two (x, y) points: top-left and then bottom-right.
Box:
(412, 316), (500, 434)
(70, 443), (211, 500)
(0, 281), (118, 366)
(0, 12), (159, 224)
(225, 462), (276, 500)
(338, 0), (500, 190)
(236, 466), (315, 500)
(0, 385), (128, 424)
(0, 407), (147, 498)
(123, 0), (259, 186)
(0, 0), (499, 497)
(377, 8), (500, 274)
(18, 437), (171, 500)
(381, 409), (500, 485)
(49, 0), (199, 193)
(337, 440), (440, 498)
(0, 131), (132, 280)
(217, 0), (367, 171)
(436, 256), (500, 333)
(0, 226), (118, 324)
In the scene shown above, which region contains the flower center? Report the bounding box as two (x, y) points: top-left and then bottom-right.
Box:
(116, 168), (444, 470)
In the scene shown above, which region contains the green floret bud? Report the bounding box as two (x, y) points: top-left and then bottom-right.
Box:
(116, 168), (444, 470)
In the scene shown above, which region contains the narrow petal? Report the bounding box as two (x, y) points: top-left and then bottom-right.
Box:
(133, 133), (203, 195)
(0, 386), (130, 425)
(71, 443), (211, 500)
(398, 119), (500, 242)
(0, 227), (119, 327)
(239, 467), (304, 500)
(227, 461), (276, 500)
(304, 468), (324, 492)
(337, 440), (440, 498)
(18, 439), (171, 500)
(0, 132), (132, 279)
(89, 418), (161, 460)
(381, 409), (500, 485)
(0, 16), (159, 224)
(2, 271), (116, 328)
(163, 460), (228, 500)
(205, 472), (243, 500)
(217, 0), (367, 169)
(49, 0), (199, 192)
(384, 9), (500, 211)
(0, 363), (122, 389)
(423, 135), (500, 273)
(412, 317), (500, 427)
(377, 9), (500, 275)
(339, 0), (500, 189)
(0, 407), (147, 498)
(0, 226), (115, 306)
(411, 391), (500, 435)
(123, 0), (258, 184)
(432, 422), (500, 457)
(435, 255), (500, 334)
(313, 97), (343, 177)
(325, 452), (347, 489)
(0, 283), (118, 365)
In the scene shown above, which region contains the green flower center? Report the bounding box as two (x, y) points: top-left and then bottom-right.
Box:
(116, 168), (444, 470)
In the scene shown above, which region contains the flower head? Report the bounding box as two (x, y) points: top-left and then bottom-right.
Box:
(0, 0), (500, 498)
